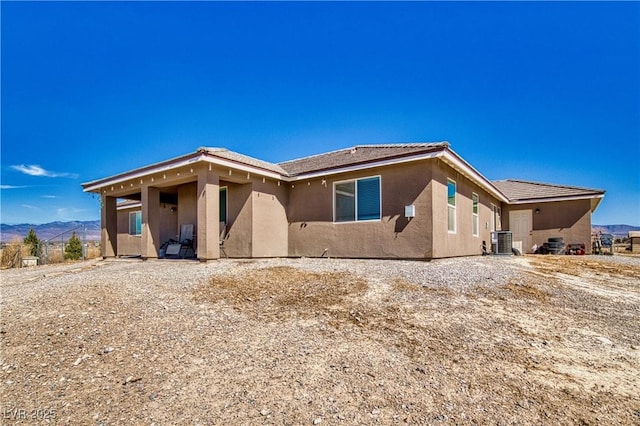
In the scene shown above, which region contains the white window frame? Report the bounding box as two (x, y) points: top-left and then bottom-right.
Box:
(447, 178), (456, 233)
(129, 210), (142, 236)
(472, 192), (479, 237)
(333, 175), (382, 223)
(491, 204), (502, 231)
(490, 203), (496, 231)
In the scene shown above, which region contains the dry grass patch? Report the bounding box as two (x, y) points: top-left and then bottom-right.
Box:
(529, 255), (640, 279)
(0, 239), (31, 269)
(503, 281), (550, 301)
(194, 266), (368, 322)
(391, 278), (421, 292)
(3, 259), (639, 425)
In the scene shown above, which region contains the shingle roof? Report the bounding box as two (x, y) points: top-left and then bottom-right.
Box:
(492, 179), (605, 202)
(199, 147), (289, 175)
(83, 144), (606, 209)
(278, 142), (449, 175)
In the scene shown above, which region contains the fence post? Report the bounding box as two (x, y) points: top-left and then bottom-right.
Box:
(82, 224), (87, 261)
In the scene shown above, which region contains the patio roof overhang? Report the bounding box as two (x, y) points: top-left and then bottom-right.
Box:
(506, 193), (605, 212)
(81, 149), (285, 194)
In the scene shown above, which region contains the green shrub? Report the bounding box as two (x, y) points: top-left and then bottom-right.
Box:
(64, 232), (83, 260)
(23, 228), (40, 257)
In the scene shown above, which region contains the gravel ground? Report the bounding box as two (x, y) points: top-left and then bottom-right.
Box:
(1, 255), (639, 425)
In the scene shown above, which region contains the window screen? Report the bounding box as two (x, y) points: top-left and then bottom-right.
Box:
(129, 211), (142, 236)
(447, 179), (456, 232)
(357, 177), (381, 221)
(472, 193), (479, 236)
(334, 177), (381, 222)
(335, 181), (356, 222)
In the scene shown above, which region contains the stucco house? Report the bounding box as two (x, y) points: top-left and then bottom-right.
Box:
(81, 142), (605, 260)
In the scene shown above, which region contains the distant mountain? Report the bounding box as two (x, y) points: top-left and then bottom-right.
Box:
(592, 224), (640, 238)
(0, 220), (101, 243)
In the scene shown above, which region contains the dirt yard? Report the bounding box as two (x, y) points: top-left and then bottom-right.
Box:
(1, 255), (639, 425)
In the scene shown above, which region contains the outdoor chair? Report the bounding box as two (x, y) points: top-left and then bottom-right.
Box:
(164, 223), (195, 259)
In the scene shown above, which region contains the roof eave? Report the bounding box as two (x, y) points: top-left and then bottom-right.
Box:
(82, 150), (289, 193)
(81, 151), (206, 193)
(441, 149), (510, 203)
(591, 194), (605, 212)
(507, 193), (605, 208)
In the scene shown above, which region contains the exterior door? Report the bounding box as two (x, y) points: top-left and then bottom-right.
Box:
(510, 209), (532, 254)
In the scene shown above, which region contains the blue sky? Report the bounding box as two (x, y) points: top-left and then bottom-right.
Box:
(1, 2), (639, 226)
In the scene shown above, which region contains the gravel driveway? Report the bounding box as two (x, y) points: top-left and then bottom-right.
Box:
(1, 255), (639, 424)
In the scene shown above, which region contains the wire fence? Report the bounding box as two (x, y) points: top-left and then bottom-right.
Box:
(0, 225), (102, 269)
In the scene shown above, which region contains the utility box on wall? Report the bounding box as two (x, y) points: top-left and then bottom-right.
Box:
(405, 205), (415, 219)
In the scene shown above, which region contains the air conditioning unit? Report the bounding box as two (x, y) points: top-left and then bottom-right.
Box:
(491, 231), (513, 255)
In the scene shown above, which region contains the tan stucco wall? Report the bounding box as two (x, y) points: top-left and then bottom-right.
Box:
(117, 204), (178, 256)
(251, 180), (289, 257)
(195, 170), (220, 260)
(287, 161), (434, 259)
(502, 199), (593, 253)
(431, 160), (501, 258)
(217, 178), (288, 258)
(101, 195), (117, 257)
(177, 182), (198, 244)
(159, 203), (178, 245)
(116, 207), (141, 256)
(222, 181), (253, 257)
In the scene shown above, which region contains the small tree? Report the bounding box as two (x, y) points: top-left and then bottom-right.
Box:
(23, 228), (40, 257)
(64, 231), (83, 260)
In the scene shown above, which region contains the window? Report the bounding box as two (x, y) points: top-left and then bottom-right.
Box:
(129, 211), (142, 236)
(447, 179), (456, 233)
(494, 205), (502, 231)
(491, 204), (503, 231)
(219, 187), (227, 224)
(334, 176), (381, 222)
(472, 193), (479, 236)
(491, 203), (496, 231)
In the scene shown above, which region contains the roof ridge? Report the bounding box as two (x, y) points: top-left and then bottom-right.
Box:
(278, 141), (449, 165)
(278, 146), (353, 165)
(198, 146), (228, 152)
(353, 142), (449, 149)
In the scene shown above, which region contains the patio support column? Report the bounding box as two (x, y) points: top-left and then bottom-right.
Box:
(141, 185), (161, 259)
(197, 168), (220, 261)
(101, 194), (117, 258)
